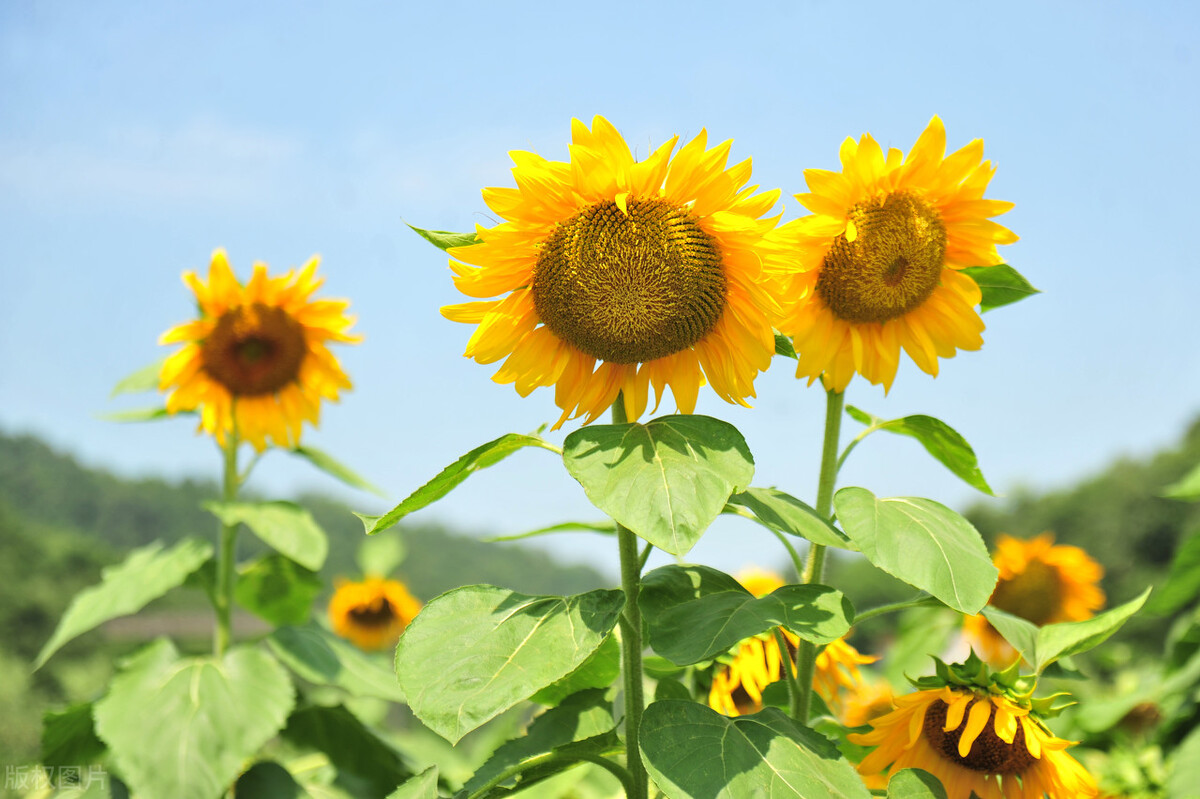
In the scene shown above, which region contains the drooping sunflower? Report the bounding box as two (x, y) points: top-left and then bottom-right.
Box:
(774, 116), (1017, 391)
(442, 116), (796, 428)
(328, 576), (422, 651)
(707, 569), (876, 717)
(159, 249), (359, 451)
(964, 533), (1106, 665)
(850, 686), (1098, 798)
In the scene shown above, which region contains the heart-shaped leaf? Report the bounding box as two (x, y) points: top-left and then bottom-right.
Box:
(205, 500), (328, 571)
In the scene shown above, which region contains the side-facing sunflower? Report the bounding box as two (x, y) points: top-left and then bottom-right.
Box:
(850, 685), (1097, 798)
(328, 576), (422, 651)
(964, 533), (1106, 665)
(707, 569), (876, 718)
(774, 116), (1017, 391)
(442, 116), (796, 428)
(159, 249), (360, 451)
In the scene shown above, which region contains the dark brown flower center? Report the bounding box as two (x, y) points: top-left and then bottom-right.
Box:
(201, 303), (307, 396)
(347, 596), (397, 629)
(991, 559), (1064, 626)
(816, 190), (946, 324)
(532, 197), (726, 364)
(923, 698), (1036, 775)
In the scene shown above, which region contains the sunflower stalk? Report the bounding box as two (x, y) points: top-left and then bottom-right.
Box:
(792, 386), (845, 721)
(213, 428), (241, 657)
(612, 394), (649, 799)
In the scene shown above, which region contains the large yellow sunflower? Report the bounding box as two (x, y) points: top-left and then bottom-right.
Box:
(850, 686), (1098, 798)
(159, 249), (360, 451)
(328, 576), (422, 651)
(442, 116), (795, 428)
(774, 116), (1017, 391)
(964, 533), (1106, 665)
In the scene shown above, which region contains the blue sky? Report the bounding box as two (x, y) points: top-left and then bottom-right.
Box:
(2, 1), (1198, 581)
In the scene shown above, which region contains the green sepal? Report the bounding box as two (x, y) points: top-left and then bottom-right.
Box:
(961, 264), (1039, 311)
(774, 332), (797, 358)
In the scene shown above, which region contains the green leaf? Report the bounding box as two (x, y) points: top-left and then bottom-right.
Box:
(961, 264), (1040, 311)
(1148, 528), (1200, 615)
(980, 607), (1040, 662)
(463, 688), (616, 794)
(640, 565), (852, 665)
(42, 703), (105, 768)
(268, 623), (406, 703)
(655, 677), (693, 702)
(34, 538), (213, 669)
(97, 406), (176, 422)
(639, 702), (871, 799)
(530, 634), (621, 706)
(235, 761), (306, 799)
(563, 415), (755, 556)
(774, 333), (797, 359)
(110, 358), (166, 397)
(361, 433), (557, 535)
(206, 500), (328, 571)
(292, 445), (385, 497)
(388, 767), (440, 799)
(834, 488), (997, 614)
(282, 704), (411, 797)
(1167, 724), (1200, 799)
(727, 488), (854, 549)
(94, 639), (295, 799)
(358, 531), (407, 577)
(887, 769), (948, 799)
(483, 521), (615, 543)
(407, 222), (480, 252)
(1031, 588), (1151, 672)
(395, 585), (624, 743)
(844, 407), (993, 496)
(1163, 462), (1200, 501)
(235, 553), (322, 626)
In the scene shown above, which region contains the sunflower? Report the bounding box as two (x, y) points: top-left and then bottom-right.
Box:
(849, 686), (1097, 798)
(328, 576), (422, 651)
(159, 249), (359, 451)
(774, 116), (1017, 392)
(964, 533), (1106, 665)
(841, 679), (896, 729)
(442, 116), (795, 428)
(707, 569), (876, 717)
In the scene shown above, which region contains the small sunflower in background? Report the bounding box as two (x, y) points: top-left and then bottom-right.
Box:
(774, 116), (1017, 392)
(707, 569), (876, 718)
(850, 656), (1098, 799)
(964, 533), (1106, 665)
(442, 115), (797, 428)
(159, 249), (360, 451)
(328, 576), (422, 651)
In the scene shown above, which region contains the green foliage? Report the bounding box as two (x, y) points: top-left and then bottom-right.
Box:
(94, 638), (295, 799)
(98, 406), (175, 422)
(407, 223), (480, 251)
(843, 406), (993, 495)
(530, 634), (620, 706)
(361, 433), (558, 535)
(291, 444), (386, 496)
(110, 358), (167, 397)
(358, 531), (407, 577)
(268, 623), (406, 702)
(961, 264), (1040, 311)
(639, 701), (871, 798)
(235, 761), (307, 799)
(886, 769), (948, 799)
(389, 767), (441, 799)
(726, 487), (855, 549)
(41, 702), (105, 768)
(282, 703), (412, 798)
(834, 488), (997, 613)
(1148, 528), (1200, 615)
(563, 415), (755, 556)
(774, 333), (797, 358)
(1166, 726), (1200, 798)
(640, 565), (852, 665)
(234, 553), (322, 626)
(34, 537), (213, 669)
(206, 500), (329, 571)
(395, 586), (624, 743)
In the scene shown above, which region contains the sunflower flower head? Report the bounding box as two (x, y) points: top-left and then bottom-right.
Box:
(328, 576), (422, 651)
(849, 653), (1097, 798)
(814, 636), (879, 716)
(442, 116), (798, 429)
(158, 249), (360, 451)
(774, 115), (1017, 392)
(964, 533), (1106, 665)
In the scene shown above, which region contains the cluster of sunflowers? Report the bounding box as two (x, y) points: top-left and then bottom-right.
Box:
(69, 114), (1147, 799)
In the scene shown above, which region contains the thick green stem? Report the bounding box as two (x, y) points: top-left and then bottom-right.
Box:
(213, 432), (240, 656)
(611, 396), (648, 799)
(792, 387), (845, 722)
